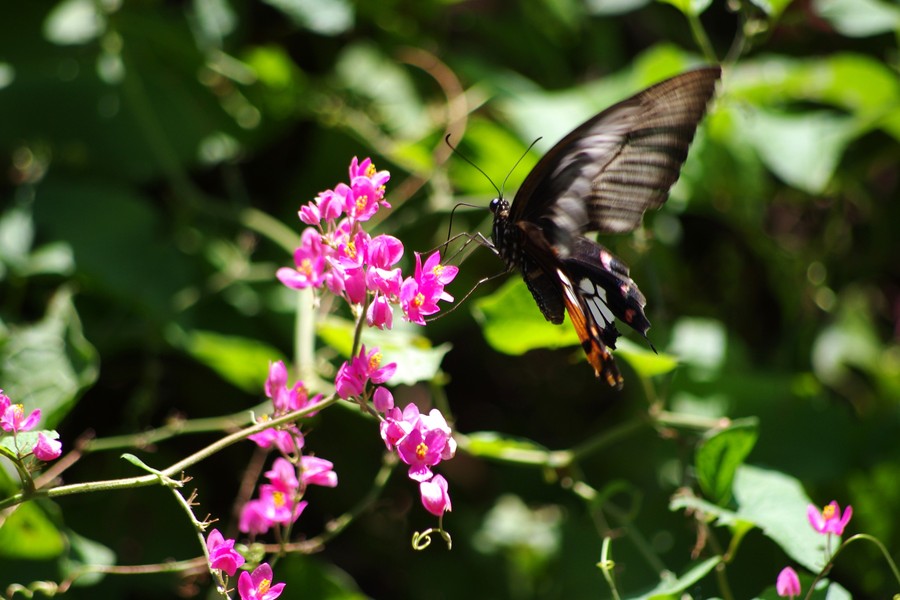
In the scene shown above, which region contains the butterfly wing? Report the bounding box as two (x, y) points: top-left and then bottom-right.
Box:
(511, 67), (721, 251)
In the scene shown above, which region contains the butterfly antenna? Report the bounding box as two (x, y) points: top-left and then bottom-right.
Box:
(445, 134), (501, 198)
(499, 137), (542, 199)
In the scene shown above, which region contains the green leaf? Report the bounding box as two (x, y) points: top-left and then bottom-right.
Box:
(615, 338), (679, 378)
(733, 465), (828, 572)
(626, 555), (721, 599)
(473, 278), (579, 355)
(0, 501), (65, 559)
(656, 0), (713, 17)
(695, 419), (759, 506)
(317, 317), (451, 386)
(748, 0), (793, 18)
(0, 288), (99, 427)
(814, 0), (900, 37)
(178, 329), (284, 393)
(261, 0), (353, 35)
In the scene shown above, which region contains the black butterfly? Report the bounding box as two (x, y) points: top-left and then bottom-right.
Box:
(488, 67), (721, 387)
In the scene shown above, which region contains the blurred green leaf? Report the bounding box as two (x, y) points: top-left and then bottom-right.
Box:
(814, 0), (900, 37)
(741, 108), (857, 194)
(615, 338), (679, 378)
(42, 0), (105, 45)
(261, 0), (353, 35)
(0, 502), (65, 560)
(317, 317), (451, 386)
(667, 317), (726, 378)
(733, 465), (827, 572)
(656, 0), (713, 17)
(474, 277), (579, 355)
(811, 288), (883, 386)
(748, 0), (793, 18)
(695, 419), (759, 506)
(0, 288), (99, 427)
(179, 329), (284, 393)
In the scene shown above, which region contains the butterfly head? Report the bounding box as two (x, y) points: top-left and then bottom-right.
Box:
(489, 197), (509, 220)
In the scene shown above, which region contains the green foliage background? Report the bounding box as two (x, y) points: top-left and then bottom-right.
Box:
(1, 0), (899, 598)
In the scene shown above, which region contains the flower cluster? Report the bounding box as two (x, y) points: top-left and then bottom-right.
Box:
(0, 389), (62, 462)
(775, 500), (853, 598)
(240, 363), (337, 538)
(206, 529), (284, 600)
(277, 157), (458, 329)
(375, 391), (454, 517)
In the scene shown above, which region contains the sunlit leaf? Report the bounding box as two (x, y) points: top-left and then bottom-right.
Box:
(0, 502), (65, 559)
(741, 108), (856, 194)
(814, 0), (900, 37)
(260, 0), (353, 35)
(615, 338), (679, 378)
(317, 317), (451, 386)
(655, 0), (713, 17)
(748, 0), (793, 18)
(667, 317), (726, 379)
(42, 0), (105, 45)
(474, 277), (579, 355)
(733, 465), (827, 572)
(695, 419), (759, 506)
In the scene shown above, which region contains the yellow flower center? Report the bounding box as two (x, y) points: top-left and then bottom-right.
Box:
(356, 195), (368, 211)
(299, 258), (313, 276)
(258, 579), (271, 595)
(432, 264), (444, 277)
(273, 491), (286, 508)
(416, 441), (428, 460)
(822, 504), (835, 520)
(368, 352), (382, 371)
(413, 292), (425, 308)
(346, 240), (356, 259)
(365, 164), (376, 177)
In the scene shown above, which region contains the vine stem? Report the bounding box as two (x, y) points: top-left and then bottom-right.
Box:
(0, 395), (340, 510)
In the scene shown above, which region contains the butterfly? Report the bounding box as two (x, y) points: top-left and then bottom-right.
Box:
(488, 66), (721, 387)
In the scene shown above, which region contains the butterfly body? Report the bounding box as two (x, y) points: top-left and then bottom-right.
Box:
(488, 67), (721, 387)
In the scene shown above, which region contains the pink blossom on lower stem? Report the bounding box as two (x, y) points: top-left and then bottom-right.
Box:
(206, 529), (245, 577)
(300, 456), (338, 488)
(1, 404), (41, 434)
(419, 474), (452, 517)
(32, 433), (62, 461)
(807, 501), (852, 535)
(776, 566), (801, 598)
(259, 484), (304, 525)
(367, 235), (404, 269)
(238, 563), (285, 600)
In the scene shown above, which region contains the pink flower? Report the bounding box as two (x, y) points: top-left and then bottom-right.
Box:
(0, 390), (9, 413)
(373, 387), (394, 413)
(367, 235), (403, 269)
(32, 433), (62, 461)
(238, 563), (285, 600)
(238, 499), (269, 536)
(807, 501), (852, 536)
(206, 529), (245, 576)
(335, 345), (397, 399)
(265, 457), (299, 493)
(335, 360), (366, 399)
(259, 484), (305, 525)
(399, 253), (455, 325)
(397, 425), (450, 482)
(263, 361), (321, 416)
(1, 403), (41, 433)
(420, 474), (452, 517)
(248, 425), (303, 455)
(419, 251), (458, 286)
(776, 566), (801, 598)
(298, 202), (320, 225)
(318, 185), (349, 221)
(300, 456), (338, 488)
(366, 295), (394, 329)
(277, 229), (326, 290)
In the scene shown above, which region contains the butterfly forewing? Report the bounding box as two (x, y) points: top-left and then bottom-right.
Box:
(511, 67), (721, 241)
(489, 66), (721, 386)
